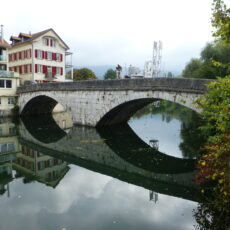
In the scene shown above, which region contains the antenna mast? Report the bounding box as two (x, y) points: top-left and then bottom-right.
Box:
(152, 40), (162, 77)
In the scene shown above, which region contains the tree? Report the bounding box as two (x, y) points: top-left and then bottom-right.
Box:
(211, 0), (230, 44)
(104, 69), (116, 79)
(73, 68), (97, 81)
(182, 42), (230, 79)
(182, 58), (202, 78)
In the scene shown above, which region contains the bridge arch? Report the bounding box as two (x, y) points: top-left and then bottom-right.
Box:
(21, 95), (58, 115)
(17, 78), (208, 127)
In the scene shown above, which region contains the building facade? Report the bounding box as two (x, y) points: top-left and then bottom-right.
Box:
(8, 28), (73, 84)
(0, 25), (20, 116)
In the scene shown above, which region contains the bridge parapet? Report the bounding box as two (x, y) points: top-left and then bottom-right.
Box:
(17, 78), (211, 94)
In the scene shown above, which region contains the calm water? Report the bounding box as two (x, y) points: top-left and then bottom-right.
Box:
(0, 102), (207, 230)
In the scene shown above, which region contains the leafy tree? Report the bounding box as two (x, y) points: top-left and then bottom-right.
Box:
(211, 0), (230, 44)
(182, 58), (202, 78)
(182, 42), (230, 79)
(104, 69), (116, 79)
(73, 68), (97, 81)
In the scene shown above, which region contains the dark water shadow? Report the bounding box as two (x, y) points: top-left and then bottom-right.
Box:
(97, 123), (197, 174)
(21, 115), (67, 143)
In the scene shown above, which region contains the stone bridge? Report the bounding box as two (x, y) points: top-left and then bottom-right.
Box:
(17, 78), (210, 127)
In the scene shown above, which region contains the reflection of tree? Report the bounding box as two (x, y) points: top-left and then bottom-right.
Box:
(193, 197), (230, 230)
(132, 100), (207, 158)
(179, 113), (207, 158)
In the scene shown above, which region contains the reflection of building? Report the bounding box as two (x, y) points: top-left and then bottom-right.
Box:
(149, 191), (159, 203)
(0, 119), (20, 196)
(13, 145), (70, 188)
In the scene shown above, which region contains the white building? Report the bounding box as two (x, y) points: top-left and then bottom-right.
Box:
(8, 28), (73, 84)
(128, 65), (143, 78)
(0, 26), (20, 116)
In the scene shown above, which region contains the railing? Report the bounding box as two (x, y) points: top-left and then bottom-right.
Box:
(45, 72), (56, 79)
(0, 71), (17, 78)
(0, 55), (7, 61)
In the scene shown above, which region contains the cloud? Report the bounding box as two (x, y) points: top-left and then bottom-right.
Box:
(1, 0), (214, 72)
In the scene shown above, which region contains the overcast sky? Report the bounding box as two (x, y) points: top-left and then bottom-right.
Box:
(1, 0), (217, 73)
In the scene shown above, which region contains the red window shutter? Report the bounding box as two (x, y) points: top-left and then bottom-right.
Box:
(61, 67), (63, 75)
(35, 49), (38, 58)
(45, 51), (48, 59)
(42, 51), (44, 59)
(30, 64), (32, 73)
(35, 64), (38, 73)
(52, 53), (55, 60)
(60, 54), (63, 62)
(54, 53), (56, 61)
(52, 66), (57, 74)
(19, 66), (22, 74)
(29, 49), (31, 58)
(50, 39), (53, 47)
(19, 52), (21, 60)
(46, 38), (49, 46)
(24, 50), (27, 59)
(42, 65), (46, 74)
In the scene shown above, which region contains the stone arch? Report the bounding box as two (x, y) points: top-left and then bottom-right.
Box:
(96, 90), (200, 127)
(97, 98), (156, 126)
(21, 95), (58, 115)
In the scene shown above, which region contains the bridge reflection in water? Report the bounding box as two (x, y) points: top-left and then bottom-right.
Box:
(15, 114), (200, 202)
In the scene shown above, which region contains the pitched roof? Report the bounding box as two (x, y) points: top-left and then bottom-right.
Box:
(0, 39), (10, 48)
(10, 36), (21, 41)
(9, 28), (69, 49)
(19, 33), (32, 38)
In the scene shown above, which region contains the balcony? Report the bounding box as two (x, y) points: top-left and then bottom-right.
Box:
(0, 55), (7, 62)
(45, 72), (56, 80)
(0, 71), (19, 78)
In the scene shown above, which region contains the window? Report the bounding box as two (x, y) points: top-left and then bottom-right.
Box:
(50, 39), (56, 47)
(8, 98), (14, 104)
(0, 80), (4, 88)
(56, 67), (61, 75)
(38, 64), (42, 73)
(0, 80), (12, 88)
(47, 52), (52, 60)
(0, 143), (15, 153)
(6, 80), (12, 88)
(21, 51), (24, 59)
(56, 53), (61, 61)
(43, 38), (49, 46)
(38, 50), (42, 59)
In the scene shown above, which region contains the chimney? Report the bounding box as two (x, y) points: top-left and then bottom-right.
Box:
(0, 25), (3, 43)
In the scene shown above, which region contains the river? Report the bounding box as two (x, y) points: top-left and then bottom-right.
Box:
(0, 101), (218, 230)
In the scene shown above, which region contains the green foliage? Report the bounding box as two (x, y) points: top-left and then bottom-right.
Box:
(211, 0), (230, 44)
(194, 76), (230, 229)
(182, 58), (202, 78)
(182, 42), (230, 79)
(104, 69), (116, 80)
(73, 68), (97, 81)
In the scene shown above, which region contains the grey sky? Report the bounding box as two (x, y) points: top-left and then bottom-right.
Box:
(1, 0), (215, 73)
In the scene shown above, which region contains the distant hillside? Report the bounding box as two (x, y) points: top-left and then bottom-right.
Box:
(75, 65), (116, 79)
